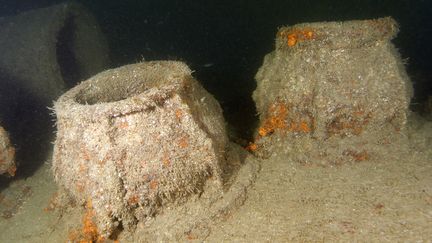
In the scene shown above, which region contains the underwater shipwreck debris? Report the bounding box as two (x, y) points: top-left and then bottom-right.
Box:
(253, 17), (413, 165)
(0, 2), (109, 180)
(0, 125), (16, 176)
(0, 2), (109, 105)
(52, 61), (259, 239)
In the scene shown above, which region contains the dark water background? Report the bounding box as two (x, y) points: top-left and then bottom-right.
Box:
(1, 0), (431, 135)
(0, 1), (430, 177)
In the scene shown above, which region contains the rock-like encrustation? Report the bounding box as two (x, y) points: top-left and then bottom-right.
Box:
(0, 125), (15, 176)
(52, 61), (230, 236)
(252, 17), (412, 165)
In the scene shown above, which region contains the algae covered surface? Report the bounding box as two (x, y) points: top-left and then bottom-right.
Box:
(0, 115), (431, 242)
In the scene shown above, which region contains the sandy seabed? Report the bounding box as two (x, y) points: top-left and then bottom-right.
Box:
(0, 114), (431, 242)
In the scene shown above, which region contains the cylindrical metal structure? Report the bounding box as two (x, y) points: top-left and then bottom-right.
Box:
(253, 17), (412, 165)
(52, 61), (229, 236)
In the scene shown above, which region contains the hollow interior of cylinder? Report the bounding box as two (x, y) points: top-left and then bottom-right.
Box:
(72, 66), (174, 105)
(56, 16), (81, 89)
(75, 80), (150, 105)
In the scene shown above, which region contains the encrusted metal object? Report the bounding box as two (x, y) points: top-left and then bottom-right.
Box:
(252, 17), (412, 165)
(52, 61), (231, 236)
(0, 2), (109, 104)
(0, 125), (15, 176)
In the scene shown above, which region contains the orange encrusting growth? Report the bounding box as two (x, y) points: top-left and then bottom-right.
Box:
(178, 136), (189, 148)
(175, 109), (183, 121)
(246, 101), (313, 152)
(299, 121), (311, 133)
(258, 102), (313, 137)
(150, 179), (158, 190)
(278, 28), (315, 47)
(258, 102), (289, 137)
(127, 194), (139, 206)
(245, 142), (258, 152)
(162, 152), (171, 167)
(68, 200), (106, 243)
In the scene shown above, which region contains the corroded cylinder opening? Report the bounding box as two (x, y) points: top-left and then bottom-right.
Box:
(52, 61), (229, 236)
(72, 62), (188, 105)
